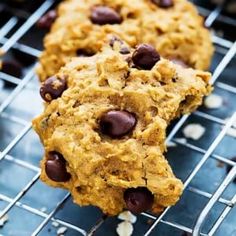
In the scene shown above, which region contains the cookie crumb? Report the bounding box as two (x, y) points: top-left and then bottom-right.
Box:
(0, 213), (8, 227)
(52, 221), (60, 228)
(204, 94), (223, 109)
(217, 161), (225, 168)
(222, 118), (236, 138)
(183, 124), (206, 140)
(226, 128), (236, 138)
(147, 219), (154, 225)
(118, 211), (137, 224)
(116, 221), (133, 236)
(167, 141), (177, 147)
(57, 226), (67, 235)
(174, 138), (187, 144)
(40, 207), (47, 213)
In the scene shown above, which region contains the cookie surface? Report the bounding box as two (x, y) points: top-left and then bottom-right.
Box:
(37, 0), (213, 81)
(33, 45), (211, 215)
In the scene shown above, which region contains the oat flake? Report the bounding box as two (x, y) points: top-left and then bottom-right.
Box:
(116, 221), (133, 236)
(183, 124), (206, 140)
(204, 94), (223, 109)
(118, 211), (137, 224)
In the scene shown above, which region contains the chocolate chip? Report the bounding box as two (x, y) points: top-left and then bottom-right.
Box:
(90, 6), (122, 25)
(152, 0), (174, 8)
(226, 157), (236, 183)
(45, 151), (71, 182)
(40, 76), (67, 102)
(120, 47), (130, 54)
(100, 110), (136, 138)
(132, 44), (160, 70)
(12, 49), (36, 67)
(76, 49), (95, 57)
(124, 187), (154, 214)
(1, 60), (23, 78)
(37, 10), (57, 29)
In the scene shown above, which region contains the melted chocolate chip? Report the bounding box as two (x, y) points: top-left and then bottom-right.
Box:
(37, 10), (57, 29)
(132, 44), (160, 70)
(45, 152), (71, 182)
(124, 187), (154, 214)
(90, 6), (122, 25)
(100, 110), (136, 138)
(76, 49), (95, 57)
(40, 76), (67, 102)
(120, 47), (130, 54)
(152, 0), (174, 8)
(226, 157), (236, 183)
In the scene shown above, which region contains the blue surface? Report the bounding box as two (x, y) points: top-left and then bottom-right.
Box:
(0, 1), (236, 236)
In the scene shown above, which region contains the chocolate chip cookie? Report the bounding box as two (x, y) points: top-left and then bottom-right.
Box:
(37, 0), (213, 82)
(33, 44), (211, 215)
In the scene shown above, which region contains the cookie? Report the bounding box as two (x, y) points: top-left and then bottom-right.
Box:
(37, 0), (213, 82)
(33, 44), (211, 215)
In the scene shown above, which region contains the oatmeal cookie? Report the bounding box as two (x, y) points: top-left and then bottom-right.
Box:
(33, 44), (211, 215)
(37, 0), (213, 81)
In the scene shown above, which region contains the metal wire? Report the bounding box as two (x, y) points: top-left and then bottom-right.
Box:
(0, 1), (235, 236)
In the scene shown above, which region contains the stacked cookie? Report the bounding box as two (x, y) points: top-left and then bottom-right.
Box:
(33, 0), (213, 215)
(37, 0), (213, 81)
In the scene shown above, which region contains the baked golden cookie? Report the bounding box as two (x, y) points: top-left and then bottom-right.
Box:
(37, 0), (213, 82)
(33, 44), (211, 215)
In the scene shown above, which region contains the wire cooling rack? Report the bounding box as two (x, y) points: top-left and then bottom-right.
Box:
(0, 0), (235, 235)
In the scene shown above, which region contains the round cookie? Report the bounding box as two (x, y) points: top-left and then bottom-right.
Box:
(33, 44), (211, 215)
(37, 0), (214, 82)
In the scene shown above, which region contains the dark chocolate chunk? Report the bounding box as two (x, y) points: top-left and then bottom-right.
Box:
(226, 157), (236, 184)
(100, 110), (136, 138)
(12, 49), (36, 67)
(37, 10), (57, 29)
(1, 60), (23, 78)
(91, 6), (122, 25)
(152, 0), (174, 8)
(120, 47), (130, 54)
(45, 151), (71, 182)
(40, 76), (67, 102)
(76, 49), (95, 57)
(132, 44), (160, 70)
(124, 187), (154, 214)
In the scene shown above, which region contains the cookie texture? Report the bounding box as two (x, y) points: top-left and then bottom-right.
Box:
(33, 45), (211, 215)
(37, 0), (213, 81)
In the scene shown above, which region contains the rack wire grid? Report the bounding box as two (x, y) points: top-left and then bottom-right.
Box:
(0, 0), (235, 235)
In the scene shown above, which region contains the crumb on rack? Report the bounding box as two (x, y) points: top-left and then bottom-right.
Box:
(204, 94), (223, 109)
(217, 161), (225, 168)
(40, 207), (47, 213)
(118, 211), (137, 224)
(57, 226), (67, 235)
(226, 128), (236, 138)
(52, 221), (60, 228)
(116, 221), (134, 236)
(183, 124), (206, 140)
(167, 141), (177, 148)
(222, 118), (236, 138)
(174, 138), (187, 144)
